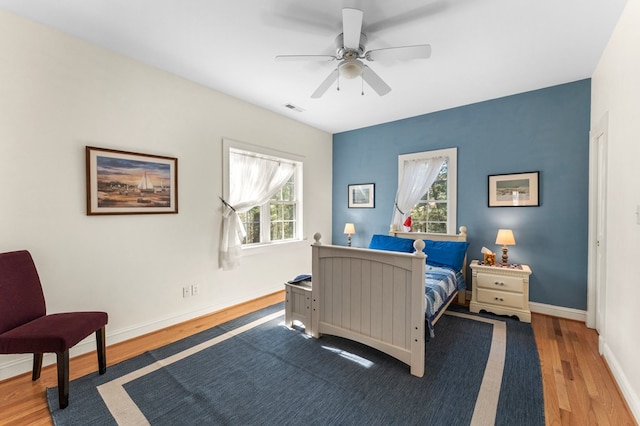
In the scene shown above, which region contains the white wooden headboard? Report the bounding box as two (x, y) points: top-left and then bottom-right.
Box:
(389, 225), (467, 242)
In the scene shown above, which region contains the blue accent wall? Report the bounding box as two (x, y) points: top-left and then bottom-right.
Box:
(332, 80), (591, 310)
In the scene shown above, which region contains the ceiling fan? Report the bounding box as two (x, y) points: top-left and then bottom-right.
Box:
(275, 8), (431, 98)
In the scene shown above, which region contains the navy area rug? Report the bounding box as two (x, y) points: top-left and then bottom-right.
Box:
(48, 303), (544, 425)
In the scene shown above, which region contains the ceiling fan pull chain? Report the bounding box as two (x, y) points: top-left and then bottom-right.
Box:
(337, 73), (340, 92)
(361, 74), (365, 95)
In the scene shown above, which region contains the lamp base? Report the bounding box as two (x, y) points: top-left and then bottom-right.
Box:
(501, 246), (509, 264)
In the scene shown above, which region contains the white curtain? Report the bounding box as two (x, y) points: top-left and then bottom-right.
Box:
(391, 157), (445, 231)
(219, 151), (296, 270)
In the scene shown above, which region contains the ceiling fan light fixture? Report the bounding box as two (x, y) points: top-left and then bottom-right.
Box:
(339, 59), (363, 79)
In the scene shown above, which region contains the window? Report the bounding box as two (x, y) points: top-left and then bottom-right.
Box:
(238, 175), (298, 245)
(269, 177), (297, 241)
(410, 161), (448, 233)
(398, 148), (457, 234)
(222, 139), (303, 248)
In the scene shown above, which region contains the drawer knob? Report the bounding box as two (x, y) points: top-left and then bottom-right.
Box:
(494, 281), (505, 286)
(494, 297), (504, 302)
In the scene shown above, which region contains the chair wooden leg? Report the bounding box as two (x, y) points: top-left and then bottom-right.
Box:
(96, 326), (107, 375)
(32, 353), (43, 381)
(56, 351), (69, 409)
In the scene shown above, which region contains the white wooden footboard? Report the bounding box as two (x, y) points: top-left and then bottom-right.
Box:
(311, 233), (427, 377)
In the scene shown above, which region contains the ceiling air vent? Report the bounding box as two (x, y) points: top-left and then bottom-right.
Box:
(283, 103), (304, 112)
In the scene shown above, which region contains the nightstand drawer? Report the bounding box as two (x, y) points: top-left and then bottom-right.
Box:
(476, 272), (524, 293)
(477, 288), (524, 309)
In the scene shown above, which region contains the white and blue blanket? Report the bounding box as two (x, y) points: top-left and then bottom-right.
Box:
(425, 265), (466, 337)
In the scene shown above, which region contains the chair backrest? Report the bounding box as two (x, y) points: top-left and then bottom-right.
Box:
(0, 250), (47, 334)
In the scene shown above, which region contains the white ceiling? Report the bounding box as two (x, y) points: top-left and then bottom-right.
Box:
(0, 0), (628, 134)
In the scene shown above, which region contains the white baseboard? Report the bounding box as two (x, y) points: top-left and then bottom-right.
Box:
(0, 304), (219, 381)
(463, 295), (587, 323)
(602, 341), (640, 424)
(529, 301), (587, 322)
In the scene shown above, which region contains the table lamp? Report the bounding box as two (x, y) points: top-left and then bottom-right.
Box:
(344, 223), (356, 247)
(495, 229), (516, 264)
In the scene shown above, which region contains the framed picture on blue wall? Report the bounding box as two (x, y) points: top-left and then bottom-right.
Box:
(488, 171), (539, 207)
(348, 183), (375, 208)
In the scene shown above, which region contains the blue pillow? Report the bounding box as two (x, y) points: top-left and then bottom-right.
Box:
(368, 234), (416, 253)
(422, 240), (469, 271)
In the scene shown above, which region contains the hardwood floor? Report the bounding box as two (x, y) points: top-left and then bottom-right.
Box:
(0, 294), (636, 425)
(532, 313), (636, 425)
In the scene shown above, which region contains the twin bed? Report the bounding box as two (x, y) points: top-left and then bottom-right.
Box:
(310, 226), (468, 377)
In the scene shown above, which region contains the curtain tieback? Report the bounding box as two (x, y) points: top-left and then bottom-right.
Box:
(219, 196), (236, 212)
(394, 202), (404, 216)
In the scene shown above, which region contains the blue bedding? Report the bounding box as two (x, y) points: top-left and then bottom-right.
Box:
(425, 265), (466, 337)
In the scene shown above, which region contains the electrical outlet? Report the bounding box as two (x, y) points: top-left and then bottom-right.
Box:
(183, 286), (191, 298)
(191, 284), (200, 296)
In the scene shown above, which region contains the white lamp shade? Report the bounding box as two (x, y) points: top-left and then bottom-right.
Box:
(495, 229), (516, 245)
(339, 60), (363, 79)
(343, 223), (356, 235)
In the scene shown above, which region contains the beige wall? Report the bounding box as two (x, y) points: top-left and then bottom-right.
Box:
(0, 10), (332, 379)
(591, 1), (640, 421)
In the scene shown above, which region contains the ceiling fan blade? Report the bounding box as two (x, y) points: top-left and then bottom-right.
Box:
(362, 65), (391, 96)
(311, 69), (339, 98)
(365, 45), (432, 62)
(342, 8), (363, 50)
(275, 55), (337, 62)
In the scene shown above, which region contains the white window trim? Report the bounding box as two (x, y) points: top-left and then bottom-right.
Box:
(398, 147), (457, 234)
(222, 138), (304, 250)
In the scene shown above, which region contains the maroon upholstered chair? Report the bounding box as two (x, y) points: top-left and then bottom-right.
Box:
(0, 250), (108, 409)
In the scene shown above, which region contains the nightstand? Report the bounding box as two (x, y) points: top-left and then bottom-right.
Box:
(469, 260), (532, 322)
(284, 281), (312, 335)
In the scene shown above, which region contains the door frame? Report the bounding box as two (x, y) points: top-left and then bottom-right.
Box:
(587, 112), (608, 343)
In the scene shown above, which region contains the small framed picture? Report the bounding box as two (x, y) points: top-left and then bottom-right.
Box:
(348, 183), (375, 208)
(488, 171), (539, 207)
(86, 146), (178, 215)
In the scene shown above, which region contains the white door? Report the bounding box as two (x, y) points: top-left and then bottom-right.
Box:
(587, 113), (608, 339)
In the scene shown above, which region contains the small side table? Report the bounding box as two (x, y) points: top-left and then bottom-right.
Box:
(469, 260), (532, 322)
(284, 281), (312, 335)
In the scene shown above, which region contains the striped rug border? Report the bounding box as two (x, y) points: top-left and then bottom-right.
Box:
(95, 309), (507, 426)
(97, 310), (284, 425)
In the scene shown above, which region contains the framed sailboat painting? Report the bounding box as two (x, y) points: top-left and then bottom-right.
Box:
(86, 146), (178, 215)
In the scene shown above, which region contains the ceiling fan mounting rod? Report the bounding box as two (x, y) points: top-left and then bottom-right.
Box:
(335, 33), (367, 60)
